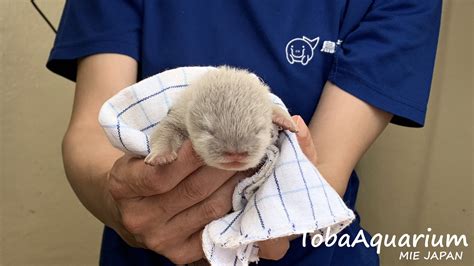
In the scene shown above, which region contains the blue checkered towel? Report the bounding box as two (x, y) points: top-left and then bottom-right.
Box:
(99, 66), (355, 265)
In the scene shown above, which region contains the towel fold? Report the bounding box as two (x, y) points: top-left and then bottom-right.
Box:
(99, 66), (355, 266)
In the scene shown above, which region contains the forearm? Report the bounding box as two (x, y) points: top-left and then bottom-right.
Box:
(309, 81), (393, 196)
(62, 125), (122, 226)
(61, 53), (138, 226)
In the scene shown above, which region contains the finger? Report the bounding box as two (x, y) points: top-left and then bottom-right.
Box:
(258, 237), (290, 260)
(149, 166), (236, 216)
(165, 173), (244, 238)
(292, 115), (318, 165)
(163, 230), (205, 265)
(109, 140), (204, 198)
(114, 226), (146, 249)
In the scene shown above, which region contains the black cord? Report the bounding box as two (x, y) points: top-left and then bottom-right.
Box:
(30, 0), (57, 34)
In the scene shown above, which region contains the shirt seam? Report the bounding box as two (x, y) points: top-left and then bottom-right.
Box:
(53, 38), (139, 50)
(330, 66), (426, 112)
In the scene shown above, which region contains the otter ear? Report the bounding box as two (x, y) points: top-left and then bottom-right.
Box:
(272, 105), (298, 133)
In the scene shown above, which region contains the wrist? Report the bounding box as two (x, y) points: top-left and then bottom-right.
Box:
(314, 161), (350, 197)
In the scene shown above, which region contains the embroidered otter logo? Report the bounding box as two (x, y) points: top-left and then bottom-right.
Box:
(285, 36), (320, 66)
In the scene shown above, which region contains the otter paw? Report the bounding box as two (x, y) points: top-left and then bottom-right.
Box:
(144, 151), (178, 166)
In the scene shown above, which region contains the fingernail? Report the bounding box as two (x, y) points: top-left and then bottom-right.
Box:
(296, 116), (308, 138)
(292, 116), (300, 129)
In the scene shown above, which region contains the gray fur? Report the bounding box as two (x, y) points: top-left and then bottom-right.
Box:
(144, 66), (296, 171)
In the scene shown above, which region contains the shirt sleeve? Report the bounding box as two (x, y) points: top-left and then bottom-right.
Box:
(328, 0), (442, 127)
(46, 0), (142, 82)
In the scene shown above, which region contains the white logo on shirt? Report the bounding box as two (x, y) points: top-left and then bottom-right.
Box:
(320, 41), (336, 54)
(320, 40), (343, 54)
(285, 36), (320, 66)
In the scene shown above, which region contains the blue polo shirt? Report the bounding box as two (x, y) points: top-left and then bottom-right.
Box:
(47, 0), (441, 265)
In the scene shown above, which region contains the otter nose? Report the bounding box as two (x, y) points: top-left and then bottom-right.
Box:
(223, 151), (249, 162)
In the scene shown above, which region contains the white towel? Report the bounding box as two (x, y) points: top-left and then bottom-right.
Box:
(99, 66), (355, 266)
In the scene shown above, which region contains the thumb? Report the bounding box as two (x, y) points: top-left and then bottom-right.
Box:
(292, 116), (318, 166)
(258, 237), (290, 260)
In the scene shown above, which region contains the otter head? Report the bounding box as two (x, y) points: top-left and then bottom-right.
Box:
(185, 67), (296, 171)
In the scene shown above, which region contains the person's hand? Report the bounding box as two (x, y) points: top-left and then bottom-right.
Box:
(106, 140), (244, 264)
(293, 115), (318, 166)
(106, 115), (318, 264)
(257, 115), (319, 260)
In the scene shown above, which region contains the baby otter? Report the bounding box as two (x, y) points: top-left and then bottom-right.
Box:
(145, 66), (297, 171)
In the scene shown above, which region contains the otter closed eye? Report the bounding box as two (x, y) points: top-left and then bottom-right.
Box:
(145, 66), (298, 171)
(200, 126), (215, 136)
